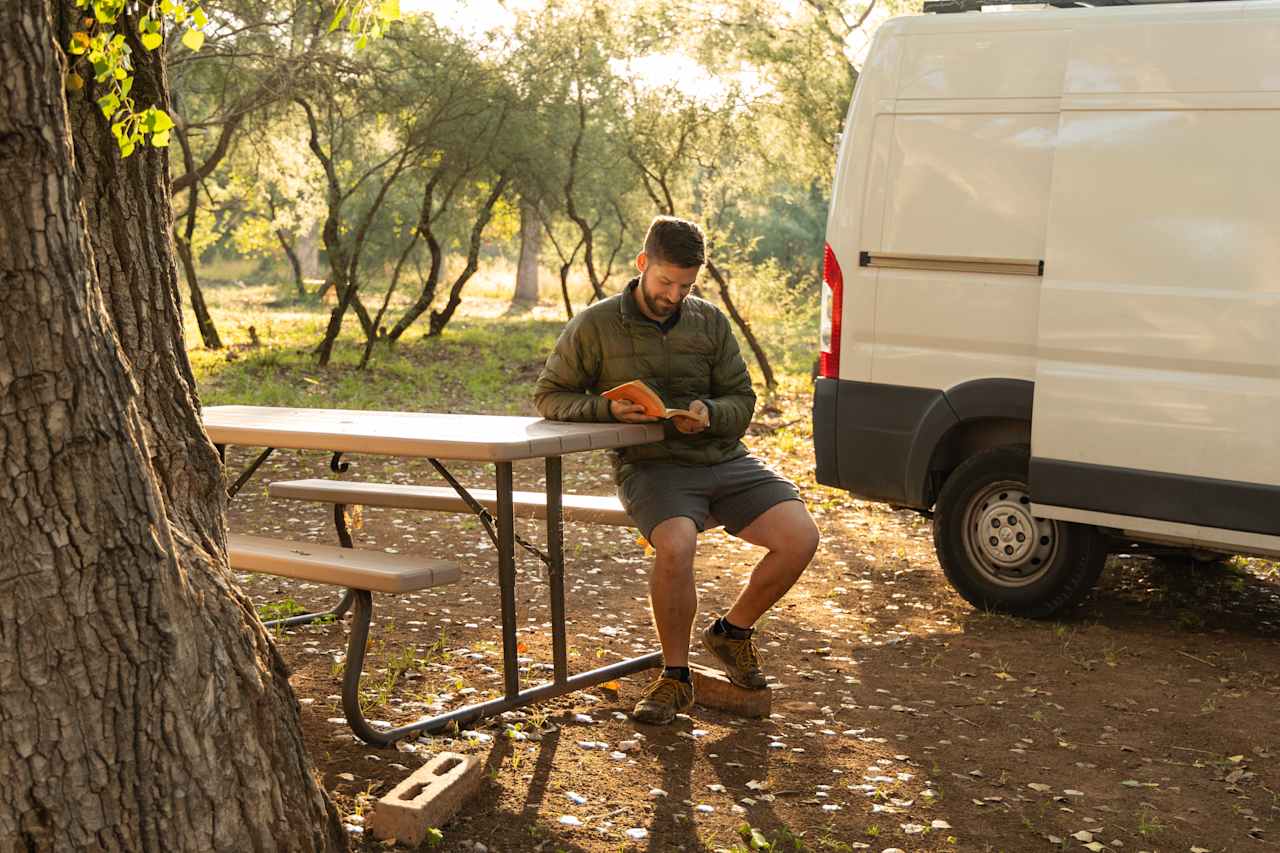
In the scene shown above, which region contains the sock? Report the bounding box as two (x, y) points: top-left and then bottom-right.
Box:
(662, 665), (691, 683)
(713, 616), (753, 640)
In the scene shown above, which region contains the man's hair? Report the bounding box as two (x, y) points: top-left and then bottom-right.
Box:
(643, 216), (706, 268)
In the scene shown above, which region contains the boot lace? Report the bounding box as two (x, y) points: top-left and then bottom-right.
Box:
(640, 677), (684, 705)
(733, 637), (763, 673)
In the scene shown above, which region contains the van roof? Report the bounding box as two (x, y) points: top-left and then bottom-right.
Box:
(891, 0), (1277, 33)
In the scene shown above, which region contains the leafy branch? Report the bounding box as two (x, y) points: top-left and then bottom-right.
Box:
(65, 0), (400, 157)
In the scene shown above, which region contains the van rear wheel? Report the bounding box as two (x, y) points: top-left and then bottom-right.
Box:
(933, 447), (1106, 618)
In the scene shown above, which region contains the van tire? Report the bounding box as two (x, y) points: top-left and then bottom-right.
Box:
(932, 446), (1106, 618)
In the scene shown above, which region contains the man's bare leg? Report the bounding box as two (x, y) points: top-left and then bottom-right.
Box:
(724, 501), (820, 628)
(647, 516), (700, 667)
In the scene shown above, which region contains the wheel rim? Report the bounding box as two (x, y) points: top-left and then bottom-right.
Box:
(960, 479), (1060, 588)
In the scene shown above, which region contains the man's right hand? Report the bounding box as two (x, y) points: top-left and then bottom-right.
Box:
(610, 399), (658, 423)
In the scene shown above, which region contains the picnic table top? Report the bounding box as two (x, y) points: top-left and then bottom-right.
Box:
(203, 405), (664, 462)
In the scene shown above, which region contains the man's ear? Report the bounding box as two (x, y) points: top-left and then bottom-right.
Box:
(635, 251), (647, 273)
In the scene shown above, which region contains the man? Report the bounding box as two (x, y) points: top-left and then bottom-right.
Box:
(534, 216), (820, 725)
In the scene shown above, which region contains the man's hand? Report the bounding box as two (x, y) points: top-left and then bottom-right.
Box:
(672, 400), (710, 434)
(610, 399), (658, 423)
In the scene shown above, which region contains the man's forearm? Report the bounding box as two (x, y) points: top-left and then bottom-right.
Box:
(535, 389), (614, 423)
(702, 391), (755, 438)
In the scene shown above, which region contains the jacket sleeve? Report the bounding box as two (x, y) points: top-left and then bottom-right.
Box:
(533, 314), (615, 422)
(702, 312), (756, 438)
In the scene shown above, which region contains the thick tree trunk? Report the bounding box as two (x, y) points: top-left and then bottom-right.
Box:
(0, 4), (345, 850)
(512, 198), (541, 304)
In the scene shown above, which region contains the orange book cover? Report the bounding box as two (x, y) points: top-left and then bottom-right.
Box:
(602, 380), (706, 423)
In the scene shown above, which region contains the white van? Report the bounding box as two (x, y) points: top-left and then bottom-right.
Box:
(813, 0), (1280, 617)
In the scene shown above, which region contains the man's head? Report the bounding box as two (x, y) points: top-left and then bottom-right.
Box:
(635, 216), (706, 321)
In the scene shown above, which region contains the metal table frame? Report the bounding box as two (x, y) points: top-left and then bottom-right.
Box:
(218, 443), (661, 746)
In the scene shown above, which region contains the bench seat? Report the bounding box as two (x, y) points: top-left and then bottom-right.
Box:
(228, 533), (461, 593)
(268, 478), (633, 527)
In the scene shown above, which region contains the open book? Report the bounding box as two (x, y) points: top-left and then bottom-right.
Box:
(602, 380), (708, 424)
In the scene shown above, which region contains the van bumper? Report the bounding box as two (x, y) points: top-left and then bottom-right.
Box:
(812, 377), (950, 510)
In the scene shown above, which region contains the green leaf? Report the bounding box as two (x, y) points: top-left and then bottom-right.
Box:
(97, 93), (120, 119)
(192, 6), (208, 28)
(141, 32), (162, 50)
(150, 130), (171, 147)
(181, 28), (204, 51)
(120, 76), (133, 97)
(91, 58), (110, 80)
(355, 34), (367, 50)
(328, 7), (346, 33)
(150, 109), (174, 133)
(120, 141), (135, 158)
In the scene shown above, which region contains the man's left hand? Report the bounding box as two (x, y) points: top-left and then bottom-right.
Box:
(672, 400), (710, 434)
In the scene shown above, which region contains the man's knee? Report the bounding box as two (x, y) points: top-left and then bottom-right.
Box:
(650, 516), (698, 569)
(773, 505), (820, 565)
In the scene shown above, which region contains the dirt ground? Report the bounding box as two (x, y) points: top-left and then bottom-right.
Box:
(225, 389), (1280, 853)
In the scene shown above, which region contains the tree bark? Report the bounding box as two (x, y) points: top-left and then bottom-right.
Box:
(512, 197), (541, 304)
(0, 4), (345, 850)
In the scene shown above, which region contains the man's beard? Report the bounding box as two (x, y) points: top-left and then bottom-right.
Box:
(640, 271), (679, 317)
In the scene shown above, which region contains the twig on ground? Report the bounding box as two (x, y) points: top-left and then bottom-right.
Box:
(1177, 650), (1220, 669)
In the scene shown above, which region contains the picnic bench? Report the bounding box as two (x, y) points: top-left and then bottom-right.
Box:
(205, 405), (665, 746)
(227, 534), (462, 745)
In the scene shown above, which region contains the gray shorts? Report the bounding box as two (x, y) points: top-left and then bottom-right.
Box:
(618, 455), (802, 540)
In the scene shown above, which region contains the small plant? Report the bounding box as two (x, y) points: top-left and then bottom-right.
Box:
(1136, 809), (1167, 837)
(257, 597), (308, 622)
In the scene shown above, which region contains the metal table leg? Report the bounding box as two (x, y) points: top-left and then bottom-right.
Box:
(496, 462), (519, 700)
(546, 455), (569, 683)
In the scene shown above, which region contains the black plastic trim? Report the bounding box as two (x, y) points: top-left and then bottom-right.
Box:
(814, 377), (1036, 510)
(946, 378), (1033, 423)
(1030, 458), (1280, 538)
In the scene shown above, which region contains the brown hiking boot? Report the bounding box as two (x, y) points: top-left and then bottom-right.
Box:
(701, 621), (768, 690)
(632, 675), (694, 725)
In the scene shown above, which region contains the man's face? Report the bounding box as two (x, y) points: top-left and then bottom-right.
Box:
(637, 253), (699, 320)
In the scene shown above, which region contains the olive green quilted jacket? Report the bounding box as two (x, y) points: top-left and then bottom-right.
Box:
(534, 278), (756, 483)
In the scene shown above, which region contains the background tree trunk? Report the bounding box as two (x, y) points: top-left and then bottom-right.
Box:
(512, 198), (541, 304)
(0, 4), (345, 850)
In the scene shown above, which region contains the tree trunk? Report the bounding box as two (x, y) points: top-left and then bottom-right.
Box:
(706, 259), (776, 391)
(277, 228), (307, 298)
(0, 4), (345, 850)
(173, 120), (221, 349)
(176, 234), (224, 348)
(512, 198), (541, 304)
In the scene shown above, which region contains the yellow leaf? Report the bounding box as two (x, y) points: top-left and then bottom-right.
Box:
(141, 31), (162, 50)
(181, 27), (204, 51)
(150, 130), (171, 147)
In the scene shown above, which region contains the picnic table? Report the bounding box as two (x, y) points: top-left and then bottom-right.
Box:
(204, 405), (664, 742)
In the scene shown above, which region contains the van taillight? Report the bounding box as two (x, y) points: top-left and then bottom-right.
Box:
(819, 243), (843, 378)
